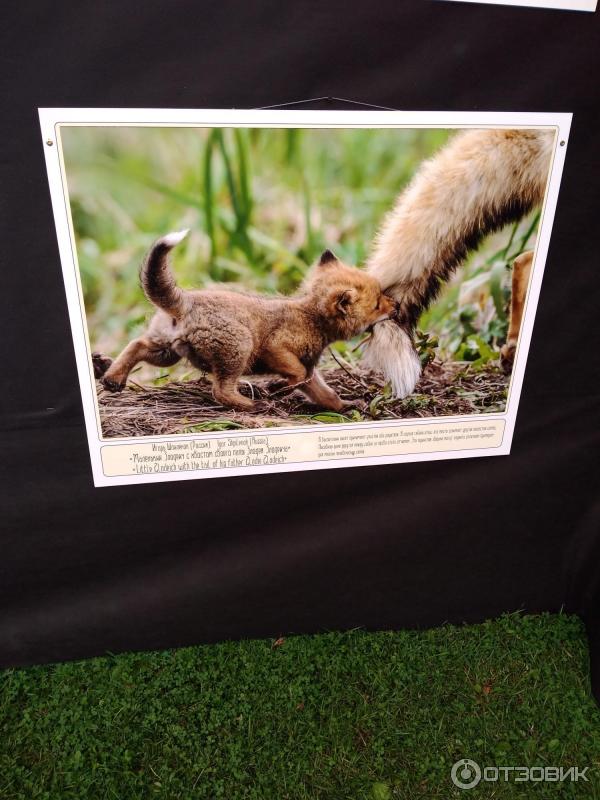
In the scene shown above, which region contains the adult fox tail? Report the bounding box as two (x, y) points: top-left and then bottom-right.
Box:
(140, 229), (189, 316)
(363, 129), (554, 397)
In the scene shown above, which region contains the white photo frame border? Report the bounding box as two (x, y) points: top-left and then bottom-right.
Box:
(39, 108), (572, 487)
(439, 0), (596, 12)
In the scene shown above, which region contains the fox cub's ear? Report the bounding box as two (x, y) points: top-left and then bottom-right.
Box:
(318, 249), (338, 266)
(336, 287), (358, 315)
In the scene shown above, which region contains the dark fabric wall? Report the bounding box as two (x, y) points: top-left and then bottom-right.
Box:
(1, 1), (599, 698)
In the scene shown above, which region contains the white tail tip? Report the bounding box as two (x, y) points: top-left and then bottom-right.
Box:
(160, 228), (190, 248)
(362, 321), (422, 398)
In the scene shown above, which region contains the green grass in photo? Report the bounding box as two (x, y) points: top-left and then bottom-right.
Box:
(61, 125), (537, 373)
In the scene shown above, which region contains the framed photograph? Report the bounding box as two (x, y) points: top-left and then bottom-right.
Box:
(39, 108), (571, 486)
(440, 0), (597, 11)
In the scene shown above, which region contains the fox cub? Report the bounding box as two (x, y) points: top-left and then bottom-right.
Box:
(93, 230), (398, 412)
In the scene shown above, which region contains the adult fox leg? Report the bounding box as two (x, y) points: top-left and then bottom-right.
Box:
(500, 251), (534, 373)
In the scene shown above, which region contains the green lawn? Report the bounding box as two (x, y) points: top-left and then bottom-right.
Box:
(1, 613), (599, 799)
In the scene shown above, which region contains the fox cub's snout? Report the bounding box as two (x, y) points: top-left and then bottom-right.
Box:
(302, 249), (399, 339)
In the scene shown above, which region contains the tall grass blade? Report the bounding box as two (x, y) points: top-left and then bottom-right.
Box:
(233, 128), (252, 224)
(203, 130), (218, 274)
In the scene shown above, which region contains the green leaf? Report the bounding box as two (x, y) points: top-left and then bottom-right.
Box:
(371, 782), (392, 800)
(309, 412), (354, 424)
(548, 738), (560, 751)
(184, 420), (244, 433)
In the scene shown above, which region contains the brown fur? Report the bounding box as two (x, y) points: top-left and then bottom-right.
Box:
(94, 235), (397, 411)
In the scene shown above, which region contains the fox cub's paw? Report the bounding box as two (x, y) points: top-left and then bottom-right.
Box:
(101, 375), (126, 393)
(340, 398), (368, 415)
(92, 352), (126, 392)
(92, 352), (113, 379)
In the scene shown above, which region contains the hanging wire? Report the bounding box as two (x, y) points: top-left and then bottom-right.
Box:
(255, 96), (399, 111)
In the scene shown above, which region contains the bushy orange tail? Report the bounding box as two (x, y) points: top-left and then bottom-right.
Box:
(364, 129), (553, 396)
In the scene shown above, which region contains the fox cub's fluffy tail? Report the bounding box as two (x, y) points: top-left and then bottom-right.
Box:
(363, 129), (554, 397)
(141, 229), (189, 315)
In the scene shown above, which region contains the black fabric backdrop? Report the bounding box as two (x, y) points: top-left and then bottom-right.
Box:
(1, 1), (599, 698)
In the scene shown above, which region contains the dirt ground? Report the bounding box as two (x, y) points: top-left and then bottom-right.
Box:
(97, 359), (509, 438)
